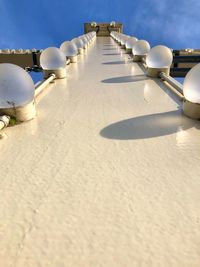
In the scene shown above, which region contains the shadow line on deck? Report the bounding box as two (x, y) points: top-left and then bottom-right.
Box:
(102, 53), (122, 56)
(102, 61), (131, 65)
(102, 48), (118, 51)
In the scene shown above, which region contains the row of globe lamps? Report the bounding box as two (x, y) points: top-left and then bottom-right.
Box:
(0, 32), (96, 130)
(43, 31), (96, 79)
(0, 48), (39, 54)
(111, 31), (200, 120)
(91, 21), (116, 28)
(0, 28), (200, 131)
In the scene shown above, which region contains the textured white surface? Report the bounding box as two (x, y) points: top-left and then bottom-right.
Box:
(1, 37), (200, 267)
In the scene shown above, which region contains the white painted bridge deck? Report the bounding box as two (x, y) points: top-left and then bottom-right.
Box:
(1, 37), (200, 267)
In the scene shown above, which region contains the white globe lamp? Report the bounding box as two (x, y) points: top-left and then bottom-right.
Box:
(0, 63), (36, 121)
(40, 47), (66, 79)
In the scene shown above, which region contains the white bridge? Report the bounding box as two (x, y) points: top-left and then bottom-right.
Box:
(0, 36), (200, 267)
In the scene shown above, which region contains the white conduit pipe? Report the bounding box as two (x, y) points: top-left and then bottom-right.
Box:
(140, 58), (185, 101)
(141, 57), (146, 65)
(34, 74), (56, 98)
(159, 72), (185, 101)
(0, 115), (10, 131)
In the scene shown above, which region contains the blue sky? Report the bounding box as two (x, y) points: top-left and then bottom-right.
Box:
(0, 0), (200, 50)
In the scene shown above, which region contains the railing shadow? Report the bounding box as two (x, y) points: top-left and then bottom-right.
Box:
(137, 62), (147, 73)
(101, 75), (149, 83)
(102, 53), (122, 56)
(102, 61), (131, 65)
(102, 48), (118, 51)
(100, 110), (198, 140)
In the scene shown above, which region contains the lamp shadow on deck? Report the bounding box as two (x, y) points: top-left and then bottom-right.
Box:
(101, 75), (149, 83)
(102, 61), (131, 65)
(100, 110), (196, 140)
